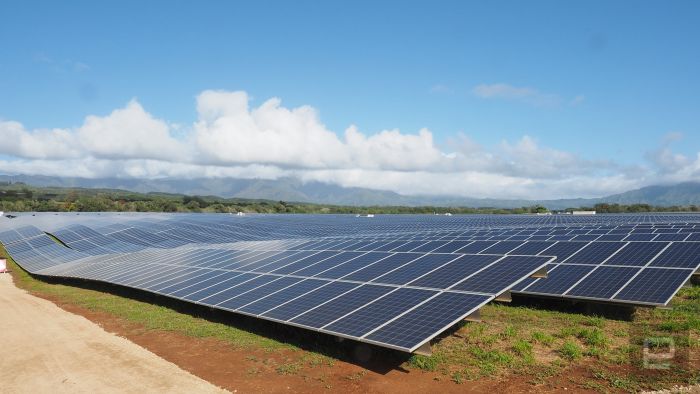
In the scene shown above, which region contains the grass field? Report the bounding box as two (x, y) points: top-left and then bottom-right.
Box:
(2, 242), (698, 392)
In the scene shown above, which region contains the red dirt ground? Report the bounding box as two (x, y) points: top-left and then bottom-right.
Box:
(29, 291), (611, 393)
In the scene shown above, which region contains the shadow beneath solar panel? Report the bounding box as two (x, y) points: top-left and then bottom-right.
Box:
(509, 294), (637, 321)
(28, 273), (412, 374)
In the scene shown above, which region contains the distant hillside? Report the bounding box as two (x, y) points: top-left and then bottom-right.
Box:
(596, 182), (700, 206)
(2, 174), (700, 209)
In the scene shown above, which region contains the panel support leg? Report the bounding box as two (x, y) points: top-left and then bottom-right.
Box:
(463, 308), (481, 323)
(414, 342), (432, 357)
(495, 290), (512, 302)
(530, 266), (548, 279)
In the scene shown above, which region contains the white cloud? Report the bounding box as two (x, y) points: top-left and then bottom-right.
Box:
(78, 99), (187, 161)
(0, 90), (698, 200)
(0, 121), (80, 159)
(473, 83), (581, 108)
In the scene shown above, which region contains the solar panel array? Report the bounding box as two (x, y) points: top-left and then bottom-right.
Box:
(1, 212), (699, 352)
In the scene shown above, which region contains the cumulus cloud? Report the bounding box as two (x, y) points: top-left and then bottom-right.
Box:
(0, 90), (698, 199)
(0, 121), (80, 159)
(78, 100), (187, 161)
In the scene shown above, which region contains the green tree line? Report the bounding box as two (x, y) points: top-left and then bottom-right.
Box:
(1, 185), (699, 214)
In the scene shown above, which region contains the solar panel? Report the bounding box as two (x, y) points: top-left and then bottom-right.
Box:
(4, 212), (700, 352)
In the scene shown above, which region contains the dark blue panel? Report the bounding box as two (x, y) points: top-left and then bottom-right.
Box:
(408, 254), (500, 289)
(567, 266), (639, 299)
(128, 267), (190, 287)
(237, 251), (298, 271)
(410, 241), (448, 253)
(239, 279), (329, 315)
(480, 241), (523, 255)
(160, 269), (229, 296)
(431, 241), (473, 253)
(452, 255), (550, 294)
(372, 254), (459, 285)
(211, 251), (273, 270)
(234, 251), (286, 270)
(455, 240), (497, 254)
(509, 241), (555, 255)
(596, 234), (628, 241)
(290, 251), (365, 276)
(270, 251), (341, 274)
(324, 288), (436, 337)
(314, 252), (391, 279)
(201, 275), (278, 305)
(510, 276), (536, 291)
(390, 241), (429, 252)
(685, 233), (700, 241)
(372, 240), (414, 252)
(564, 242), (625, 264)
(651, 242), (700, 269)
(343, 253), (422, 282)
(182, 272), (257, 301)
(291, 285), (394, 328)
(603, 242), (668, 266)
(255, 251), (318, 272)
(145, 268), (210, 291)
(217, 276), (304, 310)
(571, 234), (599, 242)
(654, 234), (689, 242)
(263, 281), (360, 321)
(519, 264), (594, 294)
(549, 235), (574, 241)
(614, 268), (694, 305)
(366, 293), (490, 351)
(623, 233), (658, 241)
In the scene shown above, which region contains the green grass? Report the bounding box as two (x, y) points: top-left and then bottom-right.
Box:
(559, 341), (583, 360)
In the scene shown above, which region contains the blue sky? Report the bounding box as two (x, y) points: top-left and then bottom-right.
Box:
(1, 1), (699, 199)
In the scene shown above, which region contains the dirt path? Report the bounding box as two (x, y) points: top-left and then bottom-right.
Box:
(0, 273), (227, 394)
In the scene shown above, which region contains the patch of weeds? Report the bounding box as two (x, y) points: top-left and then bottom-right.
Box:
(646, 336), (674, 347)
(577, 328), (607, 347)
(407, 354), (441, 371)
(531, 330), (555, 346)
(592, 369), (640, 391)
(581, 316), (605, 328)
(555, 326), (578, 338)
(501, 325), (518, 339)
(558, 341), (582, 361)
(582, 380), (608, 391)
(303, 352), (334, 368)
(613, 328), (628, 338)
(345, 371), (367, 381)
(527, 364), (562, 385)
(470, 346), (514, 365)
(276, 362), (302, 375)
(512, 339), (534, 359)
(451, 371), (465, 384)
(584, 346), (603, 358)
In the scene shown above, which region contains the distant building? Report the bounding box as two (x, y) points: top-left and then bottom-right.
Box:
(572, 210), (596, 215)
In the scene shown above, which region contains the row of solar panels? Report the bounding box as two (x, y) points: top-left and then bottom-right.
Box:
(2, 232), (550, 353)
(2, 220), (699, 307)
(7, 212), (700, 244)
(2, 213), (700, 353)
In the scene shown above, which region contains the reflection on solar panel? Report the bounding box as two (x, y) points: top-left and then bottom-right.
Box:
(1, 212), (700, 351)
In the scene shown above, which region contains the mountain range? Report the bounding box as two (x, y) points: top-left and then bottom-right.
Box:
(2, 174), (700, 209)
